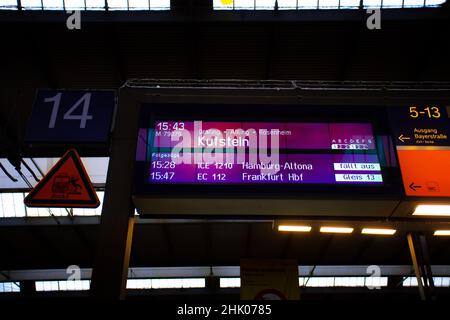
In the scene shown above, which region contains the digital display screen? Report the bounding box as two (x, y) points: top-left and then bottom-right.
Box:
(137, 121), (384, 185)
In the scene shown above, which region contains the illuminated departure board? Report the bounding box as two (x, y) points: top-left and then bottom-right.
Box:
(137, 121), (384, 185)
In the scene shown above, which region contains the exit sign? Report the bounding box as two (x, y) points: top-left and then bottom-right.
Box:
(389, 105), (450, 197)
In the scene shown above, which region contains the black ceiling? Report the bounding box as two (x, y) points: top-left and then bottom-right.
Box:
(1, 219), (450, 270)
(0, 7), (449, 92)
(1, 6), (450, 271)
(1, 7), (449, 148)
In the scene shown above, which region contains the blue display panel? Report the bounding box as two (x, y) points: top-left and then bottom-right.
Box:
(25, 90), (115, 144)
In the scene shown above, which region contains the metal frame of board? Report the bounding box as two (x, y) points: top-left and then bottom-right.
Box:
(90, 81), (450, 299)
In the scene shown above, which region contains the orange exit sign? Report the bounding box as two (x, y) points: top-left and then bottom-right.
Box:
(397, 148), (450, 197)
(390, 105), (450, 197)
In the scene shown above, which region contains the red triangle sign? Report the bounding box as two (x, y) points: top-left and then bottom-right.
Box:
(24, 149), (100, 208)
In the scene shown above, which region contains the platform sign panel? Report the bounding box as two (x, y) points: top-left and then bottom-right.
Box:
(137, 121), (384, 186)
(240, 259), (300, 300)
(24, 149), (99, 208)
(389, 105), (450, 197)
(26, 90), (115, 144)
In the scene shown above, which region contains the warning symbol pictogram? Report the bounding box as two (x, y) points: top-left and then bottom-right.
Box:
(24, 149), (100, 208)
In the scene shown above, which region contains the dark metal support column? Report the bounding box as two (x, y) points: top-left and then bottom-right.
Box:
(171, 0), (213, 11)
(419, 234), (435, 296)
(20, 280), (36, 298)
(407, 232), (435, 300)
(90, 89), (140, 299)
(206, 276), (220, 294)
(407, 233), (426, 300)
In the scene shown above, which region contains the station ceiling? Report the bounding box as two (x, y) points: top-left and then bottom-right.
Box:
(1, 218), (450, 270)
(1, 7), (450, 141)
(0, 8), (449, 91)
(1, 6), (450, 271)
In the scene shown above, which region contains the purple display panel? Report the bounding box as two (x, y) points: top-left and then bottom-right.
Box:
(144, 121), (383, 185)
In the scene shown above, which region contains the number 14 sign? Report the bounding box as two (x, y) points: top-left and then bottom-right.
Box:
(26, 90), (115, 144)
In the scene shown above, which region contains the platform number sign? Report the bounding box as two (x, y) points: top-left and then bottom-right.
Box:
(46, 93), (93, 129)
(26, 90), (115, 144)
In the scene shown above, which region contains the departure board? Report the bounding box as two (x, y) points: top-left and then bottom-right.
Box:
(137, 121), (384, 185)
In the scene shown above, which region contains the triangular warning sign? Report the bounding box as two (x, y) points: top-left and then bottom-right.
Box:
(24, 149), (100, 208)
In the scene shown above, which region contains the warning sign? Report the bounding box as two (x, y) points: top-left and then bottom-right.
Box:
(24, 149), (100, 208)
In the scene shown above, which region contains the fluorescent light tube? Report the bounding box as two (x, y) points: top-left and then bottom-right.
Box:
(434, 230), (450, 236)
(362, 228), (396, 235)
(413, 205), (450, 216)
(320, 227), (354, 234)
(278, 225), (312, 232)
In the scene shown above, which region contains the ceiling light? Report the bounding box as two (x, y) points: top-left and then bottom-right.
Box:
(320, 227), (353, 234)
(434, 230), (450, 236)
(361, 228), (396, 235)
(278, 225), (312, 232)
(413, 205), (450, 216)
